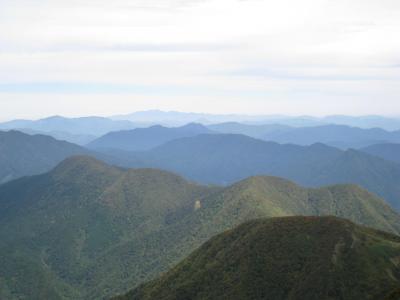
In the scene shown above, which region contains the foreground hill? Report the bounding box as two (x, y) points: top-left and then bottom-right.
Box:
(361, 143), (400, 164)
(114, 216), (400, 300)
(112, 134), (400, 210)
(88, 123), (214, 151)
(0, 130), (90, 183)
(1, 157), (400, 299)
(0, 156), (214, 299)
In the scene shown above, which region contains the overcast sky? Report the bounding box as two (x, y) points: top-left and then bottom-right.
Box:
(0, 0), (399, 120)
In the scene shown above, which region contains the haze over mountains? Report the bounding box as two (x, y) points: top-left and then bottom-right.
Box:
(1, 156), (400, 299)
(0, 116), (140, 145)
(115, 216), (400, 300)
(261, 125), (400, 149)
(88, 123), (214, 151)
(0, 116), (138, 135)
(110, 111), (400, 130)
(361, 143), (400, 164)
(209, 123), (400, 149)
(3, 112), (400, 149)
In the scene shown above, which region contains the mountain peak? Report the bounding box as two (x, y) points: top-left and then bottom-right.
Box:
(51, 155), (117, 177)
(147, 124), (166, 130)
(309, 142), (335, 149)
(40, 115), (67, 121)
(89, 122), (212, 151)
(180, 122), (208, 129)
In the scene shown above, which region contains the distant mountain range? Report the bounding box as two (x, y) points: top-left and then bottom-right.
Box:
(88, 123), (214, 151)
(209, 123), (400, 149)
(0, 116), (142, 143)
(114, 216), (400, 300)
(111, 110), (281, 126)
(15, 128), (97, 145)
(87, 121), (400, 151)
(1, 156), (399, 299)
(105, 134), (400, 210)
(361, 143), (400, 164)
(2, 113), (400, 147)
(111, 110), (400, 130)
(262, 124), (400, 149)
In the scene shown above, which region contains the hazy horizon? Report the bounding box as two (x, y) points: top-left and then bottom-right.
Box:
(2, 109), (400, 123)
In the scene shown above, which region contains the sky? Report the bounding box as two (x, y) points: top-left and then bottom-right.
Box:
(0, 0), (400, 121)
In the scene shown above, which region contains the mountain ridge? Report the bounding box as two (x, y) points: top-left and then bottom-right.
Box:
(0, 115), (140, 137)
(208, 122), (400, 148)
(88, 123), (215, 151)
(361, 143), (400, 164)
(0, 130), (91, 184)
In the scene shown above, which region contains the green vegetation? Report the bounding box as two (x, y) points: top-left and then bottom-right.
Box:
(383, 288), (400, 300)
(0, 156), (215, 299)
(1, 156), (400, 299)
(114, 216), (400, 300)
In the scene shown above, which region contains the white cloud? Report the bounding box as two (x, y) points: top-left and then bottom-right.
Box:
(0, 0), (399, 119)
